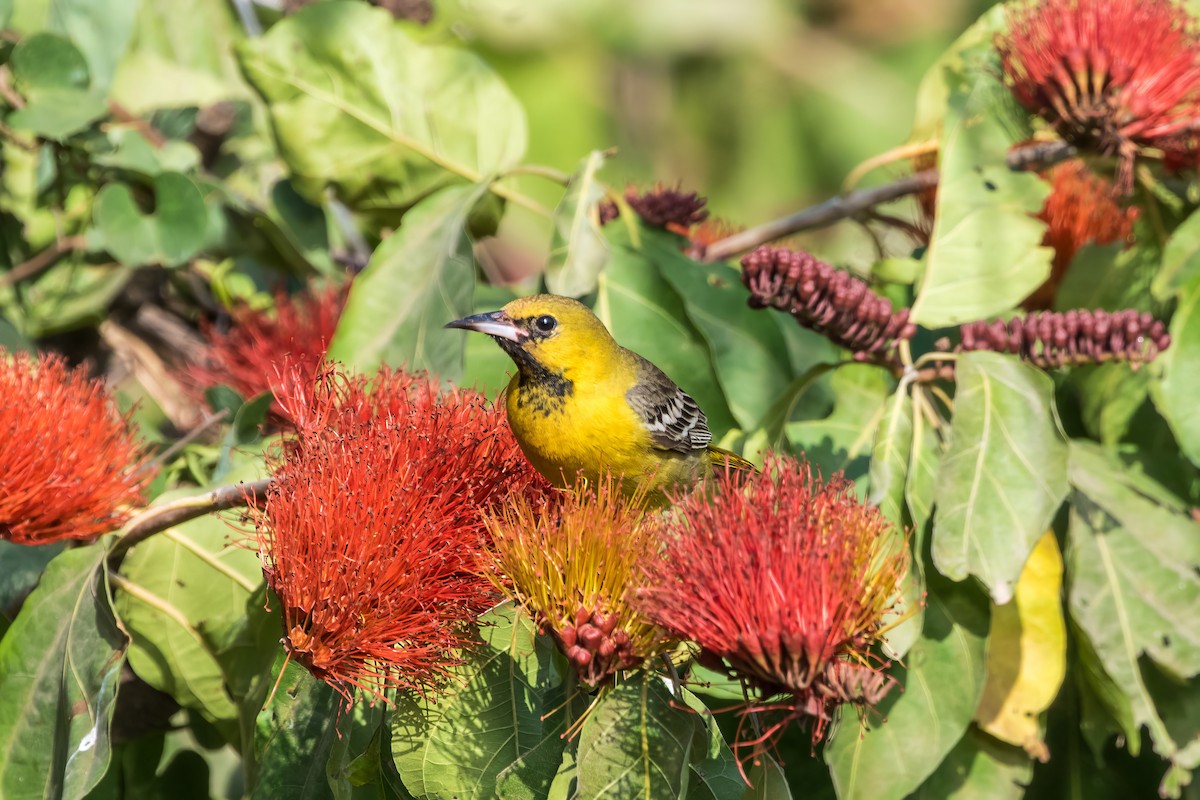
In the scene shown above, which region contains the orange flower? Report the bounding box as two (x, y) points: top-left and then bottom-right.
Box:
(252, 364), (551, 701)
(637, 455), (907, 757)
(0, 353), (154, 544)
(1025, 160), (1138, 309)
(189, 282), (347, 422)
(483, 472), (671, 687)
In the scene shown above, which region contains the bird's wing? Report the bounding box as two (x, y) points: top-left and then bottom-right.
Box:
(625, 356), (712, 454)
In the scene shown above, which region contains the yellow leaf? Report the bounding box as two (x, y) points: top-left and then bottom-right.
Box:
(974, 531), (1067, 761)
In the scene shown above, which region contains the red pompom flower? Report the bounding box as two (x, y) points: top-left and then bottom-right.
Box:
(637, 456), (908, 762)
(250, 364), (552, 702)
(0, 353), (154, 544)
(999, 0), (1200, 192)
(189, 282), (347, 421)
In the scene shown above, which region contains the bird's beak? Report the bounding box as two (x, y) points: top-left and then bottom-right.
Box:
(444, 310), (526, 342)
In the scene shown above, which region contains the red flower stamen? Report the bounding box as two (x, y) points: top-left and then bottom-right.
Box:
(999, 0), (1200, 192)
(251, 364), (552, 701)
(0, 353), (154, 544)
(637, 455), (907, 763)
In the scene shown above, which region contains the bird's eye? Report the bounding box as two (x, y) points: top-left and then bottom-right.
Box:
(534, 315), (557, 333)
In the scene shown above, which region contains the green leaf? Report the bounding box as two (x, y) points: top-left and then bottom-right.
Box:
(7, 87), (108, 139)
(109, 0), (251, 113)
(114, 500), (270, 723)
(932, 353), (1068, 603)
(1154, 207), (1200, 300)
(910, 55), (1052, 326)
(327, 182), (486, 379)
(16, 261), (134, 337)
(390, 603), (571, 800)
(91, 128), (201, 178)
(1065, 441), (1200, 768)
(0, 543), (128, 800)
(545, 149), (610, 297)
(90, 172), (210, 267)
(8, 0), (138, 91)
(1151, 274), (1200, 468)
(0, 540), (65, 624)
(786, 363), (893, 484)
(825, 574), (990, 800)
(650, 229), (794, 432)
(253, 661), (342, 800)
(599, 225), (738, 440)
(238, 1), (526, 212)
(869, 388), (924, 659)
(913, 727), (1033, 800)
(574, 672), (695, 799)
(906, 388), (944, 533)
(10, 32), (90, 90)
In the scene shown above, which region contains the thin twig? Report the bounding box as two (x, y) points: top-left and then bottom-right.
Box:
(109, 478), (275, 561)
(0, 235), (87, 288)
(146, 409), (230, 469)
(701, 140), (1076, 263)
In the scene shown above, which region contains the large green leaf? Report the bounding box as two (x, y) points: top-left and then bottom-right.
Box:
(1150, 274), (1200, 468)
(573, 673), (695, 799)
(89, 172), (210, 267)
(545, 149), (610, 298)
(327, 182), (486, 379)
(253, 661), (342, 800)
(0, 540), (65, 625)
(649, 228), (793, 433)
(114, 499), (271, 724)
(390, 603), (571, 800)
(913, 727), (1033, 800)
(786, 363), (893, 484)
(1066, 441), (1200, 776)
(238, 1), (526, 212)
(825, 575), (989, 800)
(932, 353), (1068, 603)
(111, 0), (251, 112)
(0, 543), (128, 800)
(599, 225), (738, 441)
(909, 53), (1051, 326)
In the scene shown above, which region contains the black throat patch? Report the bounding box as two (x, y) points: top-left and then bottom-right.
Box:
(495, 336), (574, 417)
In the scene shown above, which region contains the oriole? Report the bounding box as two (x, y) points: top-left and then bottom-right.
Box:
(446, 294), (756, 496)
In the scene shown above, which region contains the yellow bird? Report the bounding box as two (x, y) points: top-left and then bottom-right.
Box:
(446, 294), (756, 497)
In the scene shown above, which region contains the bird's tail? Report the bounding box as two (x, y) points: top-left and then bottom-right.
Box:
(706, 446), (759, 474)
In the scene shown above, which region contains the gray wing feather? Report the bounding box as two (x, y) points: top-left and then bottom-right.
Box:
(625, 357), (712, 453)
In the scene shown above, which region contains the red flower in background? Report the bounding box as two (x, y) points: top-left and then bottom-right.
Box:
(0, 353), (154, 544)
(251, 364), (552, 701)
(637, 456), (908, 763)
(999, 0), (1200, 191)
(1025, 160), (1139, 309)
(189, 282), (347, 421)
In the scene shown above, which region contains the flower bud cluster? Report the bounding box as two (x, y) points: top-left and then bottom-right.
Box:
(598, 185), (709, 229)
(958, 309), (1170, 368)
(741, 246), (915, 359)
(555, 606), (640, 687)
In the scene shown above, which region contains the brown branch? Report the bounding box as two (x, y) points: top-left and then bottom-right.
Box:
(109, 478), (275, 562)
(107, 100), (167, 149)
(0, 234), (87, 288)
(701, 140), (1077, 263)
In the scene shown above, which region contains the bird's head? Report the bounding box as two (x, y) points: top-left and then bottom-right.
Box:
(445, 294), (615, 379)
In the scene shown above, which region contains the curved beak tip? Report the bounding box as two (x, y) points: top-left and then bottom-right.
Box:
(444, 310), (525, 343)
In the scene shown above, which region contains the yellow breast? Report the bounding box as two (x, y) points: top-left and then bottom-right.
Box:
(504, 372), (702, 493)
